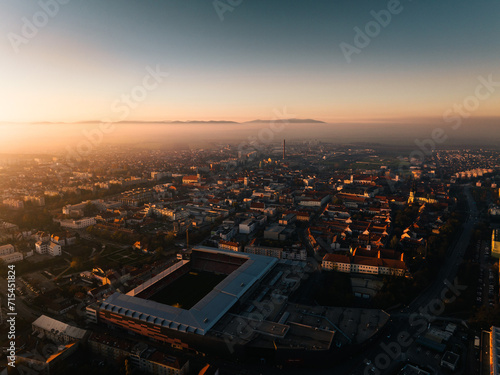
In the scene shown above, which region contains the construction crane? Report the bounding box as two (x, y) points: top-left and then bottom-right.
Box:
(185, 220), (195, 250)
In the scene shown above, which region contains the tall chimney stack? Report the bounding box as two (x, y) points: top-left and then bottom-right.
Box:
(283, 139), (286, 160)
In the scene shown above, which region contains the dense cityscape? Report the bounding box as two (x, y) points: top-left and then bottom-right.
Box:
(2, 0), (500, 374)
(0, 142), (500, 374)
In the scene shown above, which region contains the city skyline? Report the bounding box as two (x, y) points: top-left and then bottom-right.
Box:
(2, 2), (500, 373)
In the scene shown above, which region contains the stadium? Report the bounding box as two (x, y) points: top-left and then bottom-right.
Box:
(97, 247), (277, 336)
(88, 246), (389, 365)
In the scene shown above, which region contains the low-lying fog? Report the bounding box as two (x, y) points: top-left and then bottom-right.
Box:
(0, 117), (498, 154)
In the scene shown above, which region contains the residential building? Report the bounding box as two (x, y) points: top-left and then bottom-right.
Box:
(51, 232), (77, 246)
(0, 251), (23, 264)
(492, 229), (500, 259)
(89, 332), (190, 375)
(239, 218), (257, 234)
(147, 204), (189, 221)
(322, 254), (351, 273)
(279, 213), (296, 226)
(2, 198), (24, 209)
(263, 224), (289, 241)
(0, 244), (15, 256)
(34, 231), (50, 242)
(245, 244), (283, 259)
(218, 240), (242, 252)
(59, 217), (96, 229)
(182, 174), (200, 185)
(32, 315), (88, 344)
(321, 248), (406, 277)
(490, 326), (500, 375)
(35, 241), (62, 256)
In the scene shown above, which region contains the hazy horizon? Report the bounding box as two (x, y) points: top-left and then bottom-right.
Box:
(1, 1), (499, 154)
(1, 117), (498, 154)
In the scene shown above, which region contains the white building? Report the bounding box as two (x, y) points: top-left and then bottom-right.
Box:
(48, 242), (62, 256)
(60, 217), (96, 229)
(0, 252), (23, 264)
(321, 252), (406, 277)
(147, 204), (188, 221)
(298, 195), (330, 207)
(62, 199), (110, 216)
(282, 248), (307, 261)
(218, 225), (237, 241)
(32, 315), (87, 344)
(35, 241), (46, 254)
(322, 254), (351, 273)
(239, 218), (257, 234)
(35, 241), (62, 256)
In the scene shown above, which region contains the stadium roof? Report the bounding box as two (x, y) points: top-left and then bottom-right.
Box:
(100, 246), (278, 335)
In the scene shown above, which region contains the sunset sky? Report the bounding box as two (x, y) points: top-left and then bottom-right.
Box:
(1, 0), (499, 123)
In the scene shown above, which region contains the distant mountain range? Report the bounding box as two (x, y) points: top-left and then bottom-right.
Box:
(167, 120), (240, 124)
(12, 118), (326, 125)
(117, 118), (326, 124)
(244, 118), (325, 124)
